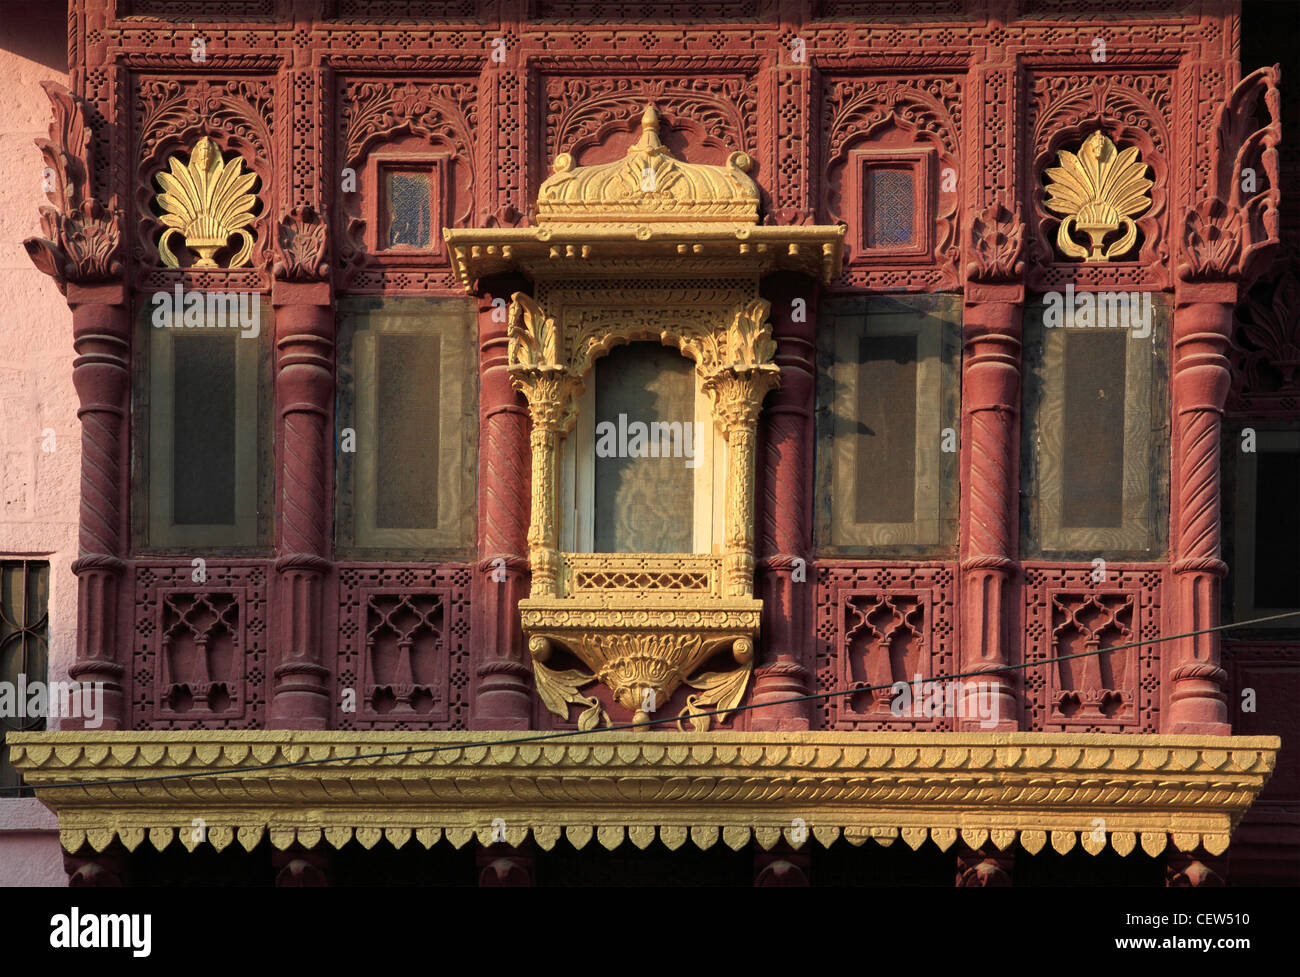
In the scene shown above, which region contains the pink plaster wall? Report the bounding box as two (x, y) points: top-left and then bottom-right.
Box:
(0, 3), (76, 887)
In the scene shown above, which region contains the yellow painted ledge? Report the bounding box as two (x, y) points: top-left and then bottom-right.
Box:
(8, 731), (1278, 859)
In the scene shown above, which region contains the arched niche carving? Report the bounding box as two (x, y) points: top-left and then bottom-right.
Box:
(446, 106), (843, 729)
(1026, 72), (1172, 290)
(822, 76), (962, 289)
(336, 78), (477, 289)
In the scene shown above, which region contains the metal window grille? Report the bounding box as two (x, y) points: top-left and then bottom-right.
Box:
(1, 560), (50, 795)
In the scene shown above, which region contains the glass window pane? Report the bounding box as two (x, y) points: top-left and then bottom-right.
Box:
(384, 171), (432, 249)
(816, 295), (960, 555)
(143, 306), (266, 551)
(854, 333), (918, 524)
(1254, 448), (1300, 608)
(336, 297), (477, 557)
(1060, 331), (1127, 529)
(375, 334), (441, 529)
(867, 168), (915, 248)
(0, 561), (49, 794)
(1021, 295), (1169, 559)
(593, 343), (695, 553)
(171, 334), (237, 526)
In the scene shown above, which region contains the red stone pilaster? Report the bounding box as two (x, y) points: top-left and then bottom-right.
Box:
(273, 844), (331, 886)
(955, 845), (1013, 886)
(66, 282), (130, 730)
(960, 204), (1027, 731)
(1167, 280), (1235, 734)
(268, 279), (334, 729)
(754, 844), (810, 886)
(471, 275), (533, 729)
(64, 843), (128, 887)
(753, 273), (814, 730)
(477, 843), (534, 885)
(1166, 851), (1227, 886)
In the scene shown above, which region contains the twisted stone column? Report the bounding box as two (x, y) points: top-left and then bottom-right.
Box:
(753, 274), (814, 729)
(471, 276), (533, 728)
(1167, 281), (1233, 734)
(66, 283), (130, 729)
(959, 280), (1022, 731)
(268, 280), (333, 728)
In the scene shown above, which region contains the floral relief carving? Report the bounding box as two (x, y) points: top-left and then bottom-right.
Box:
(966, 202), (1026, 283)
(544, 76), (758, 171)
(336, 79), (477, 283)
(23, 81), (122, 291)
(274, 204), (330, 282)
(823, 76), (962, 288)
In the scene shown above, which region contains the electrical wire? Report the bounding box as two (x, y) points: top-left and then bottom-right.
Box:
(3, 608), (1297, 795)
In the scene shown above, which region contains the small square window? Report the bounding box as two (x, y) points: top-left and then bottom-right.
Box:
(867, 168), (916, 248)
(849, 149), (933, 265)
(381, 168), (435, 250)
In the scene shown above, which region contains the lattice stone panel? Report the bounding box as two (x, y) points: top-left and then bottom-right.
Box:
(1022, 564), (1162, 732)
(813, 562), (957, 731)
(563, 554), (721, 596)
(336, 565), (471, 730)
(133, 563), (268, 729)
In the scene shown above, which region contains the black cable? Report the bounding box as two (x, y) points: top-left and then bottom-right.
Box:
(3, 608), (1297, 795)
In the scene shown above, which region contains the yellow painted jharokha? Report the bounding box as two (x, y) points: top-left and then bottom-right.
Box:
(447, 106), (845, 728)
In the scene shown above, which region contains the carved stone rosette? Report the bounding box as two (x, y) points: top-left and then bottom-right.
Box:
(446, 107), (843, 728)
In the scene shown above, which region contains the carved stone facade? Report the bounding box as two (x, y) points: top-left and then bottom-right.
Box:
(8, 0), (1295, 887)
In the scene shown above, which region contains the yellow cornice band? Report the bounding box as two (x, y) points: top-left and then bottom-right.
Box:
(10, 731), (1278, 858)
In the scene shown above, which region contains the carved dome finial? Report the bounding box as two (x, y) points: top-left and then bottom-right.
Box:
(632, 104), (665, 154)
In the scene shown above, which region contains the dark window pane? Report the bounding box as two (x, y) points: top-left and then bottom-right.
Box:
(172, 335), (237, 525)
(867, 168), (915, 248)
(0, 561), (49, 794)
(375, 334), (441, 529)
(1254, 449), (1300, 608)
(854, 334), (917, 523)
(1061, 331), (1126, 528)
(385, 172), (432, 249)
(594, 343), (695, 553)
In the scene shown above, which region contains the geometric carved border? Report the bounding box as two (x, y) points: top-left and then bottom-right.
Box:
(132, 562), (268, 730)
(1022, 563), (1162, 733)
(336, 564), (472, 730)
(813, 562), (957, 731)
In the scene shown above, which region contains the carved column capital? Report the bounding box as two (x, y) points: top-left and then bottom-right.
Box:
(273, 204), (331, 283)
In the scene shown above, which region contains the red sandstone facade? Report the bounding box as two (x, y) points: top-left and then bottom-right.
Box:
(2, 0), (1296, 886)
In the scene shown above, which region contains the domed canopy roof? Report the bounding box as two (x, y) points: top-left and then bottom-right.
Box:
(535, 105), (760, 227)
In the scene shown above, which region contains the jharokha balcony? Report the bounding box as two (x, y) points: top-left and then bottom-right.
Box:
(0, 0), (1295, 890)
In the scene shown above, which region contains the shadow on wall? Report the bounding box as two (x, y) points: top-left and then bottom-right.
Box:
(0, 3), (68, 73)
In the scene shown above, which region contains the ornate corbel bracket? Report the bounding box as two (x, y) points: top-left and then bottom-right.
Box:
(274, 204), (331, 282)
(966, 202), (1026, 285)
(1178, 65), (1282, 287)
(22, 81), (122, 293)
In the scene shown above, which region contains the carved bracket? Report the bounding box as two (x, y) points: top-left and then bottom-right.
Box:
(22, 81), (122, 292)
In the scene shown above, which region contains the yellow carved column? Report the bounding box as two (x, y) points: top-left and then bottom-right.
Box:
(706, 299), (780, 599)
(507, 294), (575, 599)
